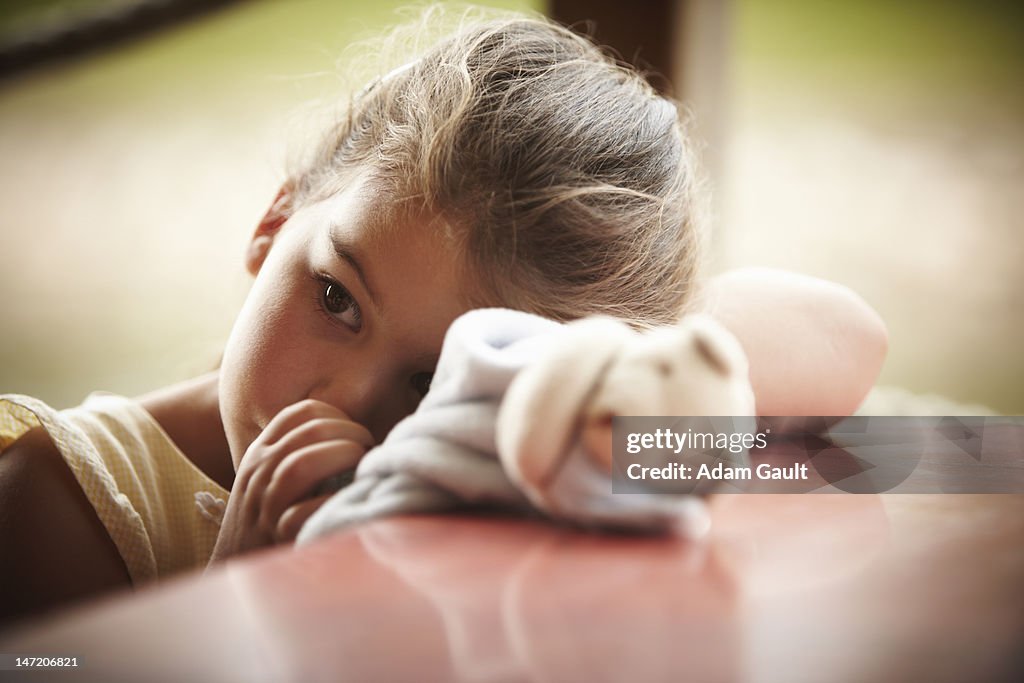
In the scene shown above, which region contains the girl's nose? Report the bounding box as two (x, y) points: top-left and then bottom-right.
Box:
(308, 366), (410, 444)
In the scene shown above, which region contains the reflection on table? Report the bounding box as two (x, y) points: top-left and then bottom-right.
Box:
(3, 490), (1022, 682)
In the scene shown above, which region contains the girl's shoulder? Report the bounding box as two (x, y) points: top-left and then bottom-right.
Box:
(1, 393), (228, 588)
(2, 393), (228, 510)
(0, 400), (133, 624)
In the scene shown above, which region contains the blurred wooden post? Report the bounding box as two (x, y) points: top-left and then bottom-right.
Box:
(548, 0), (677, 95)
(548, 0), (731, 263)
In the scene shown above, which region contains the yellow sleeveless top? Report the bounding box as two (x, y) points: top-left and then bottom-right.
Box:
(0, 393), (229, 585)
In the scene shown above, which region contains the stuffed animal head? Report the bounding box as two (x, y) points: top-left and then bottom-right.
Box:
(581, 314), (756, 471)
(498, 314), (756, 492)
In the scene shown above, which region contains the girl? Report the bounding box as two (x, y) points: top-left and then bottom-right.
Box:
(0, 12), (886, 621)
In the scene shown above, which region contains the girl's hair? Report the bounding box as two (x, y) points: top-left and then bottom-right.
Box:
(290, 8), (705, 328)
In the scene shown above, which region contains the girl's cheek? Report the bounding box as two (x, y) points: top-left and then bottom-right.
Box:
(222, 289), (303, 458)
(248, 313), (327, 428)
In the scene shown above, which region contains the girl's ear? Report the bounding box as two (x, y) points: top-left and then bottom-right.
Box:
(246, 184), (293, 276)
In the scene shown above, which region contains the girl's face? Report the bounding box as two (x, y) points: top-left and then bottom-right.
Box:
(219, 175), (474, 468)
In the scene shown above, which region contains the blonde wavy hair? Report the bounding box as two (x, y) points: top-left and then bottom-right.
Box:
(289, 7), (706, 328)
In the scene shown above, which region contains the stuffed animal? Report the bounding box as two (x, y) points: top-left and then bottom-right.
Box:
(497, 314), (757, 537)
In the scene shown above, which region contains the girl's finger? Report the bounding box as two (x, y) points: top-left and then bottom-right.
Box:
(256, 399), (350, 447)
(259, 439), (366, 532)
(240, 403), (370, 490)
(275, 493), (333, 543)
(272, 416), (375, 457)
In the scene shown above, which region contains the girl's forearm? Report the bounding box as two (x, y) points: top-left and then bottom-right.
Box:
(702, 268), (888, 420)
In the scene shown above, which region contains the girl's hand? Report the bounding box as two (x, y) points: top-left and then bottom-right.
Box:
(209, 399), (374, 563)
(703, 268), (888, 424)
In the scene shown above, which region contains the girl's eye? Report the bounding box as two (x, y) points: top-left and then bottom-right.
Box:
(411, 372), (433, 398)
(321, 280), (363, 332)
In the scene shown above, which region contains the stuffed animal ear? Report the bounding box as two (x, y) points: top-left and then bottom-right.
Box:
(496, 318), (636, 491)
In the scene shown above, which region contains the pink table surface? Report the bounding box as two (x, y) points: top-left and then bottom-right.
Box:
(2, 493), (1022, 682)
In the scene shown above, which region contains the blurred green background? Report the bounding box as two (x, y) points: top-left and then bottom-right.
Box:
(0, 0), (1021, 413)
(721, 0), (1023, 413)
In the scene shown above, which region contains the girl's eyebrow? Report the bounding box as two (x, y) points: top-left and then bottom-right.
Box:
(329, 228), (381, 312)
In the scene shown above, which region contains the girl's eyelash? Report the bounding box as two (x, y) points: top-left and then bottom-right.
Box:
(313, 273), (363, 332)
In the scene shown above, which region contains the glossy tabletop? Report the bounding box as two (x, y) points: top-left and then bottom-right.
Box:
(2, 493), (1023, 683)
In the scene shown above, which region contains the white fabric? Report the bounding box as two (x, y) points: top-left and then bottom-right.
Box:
(297, 309), (719, 544)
